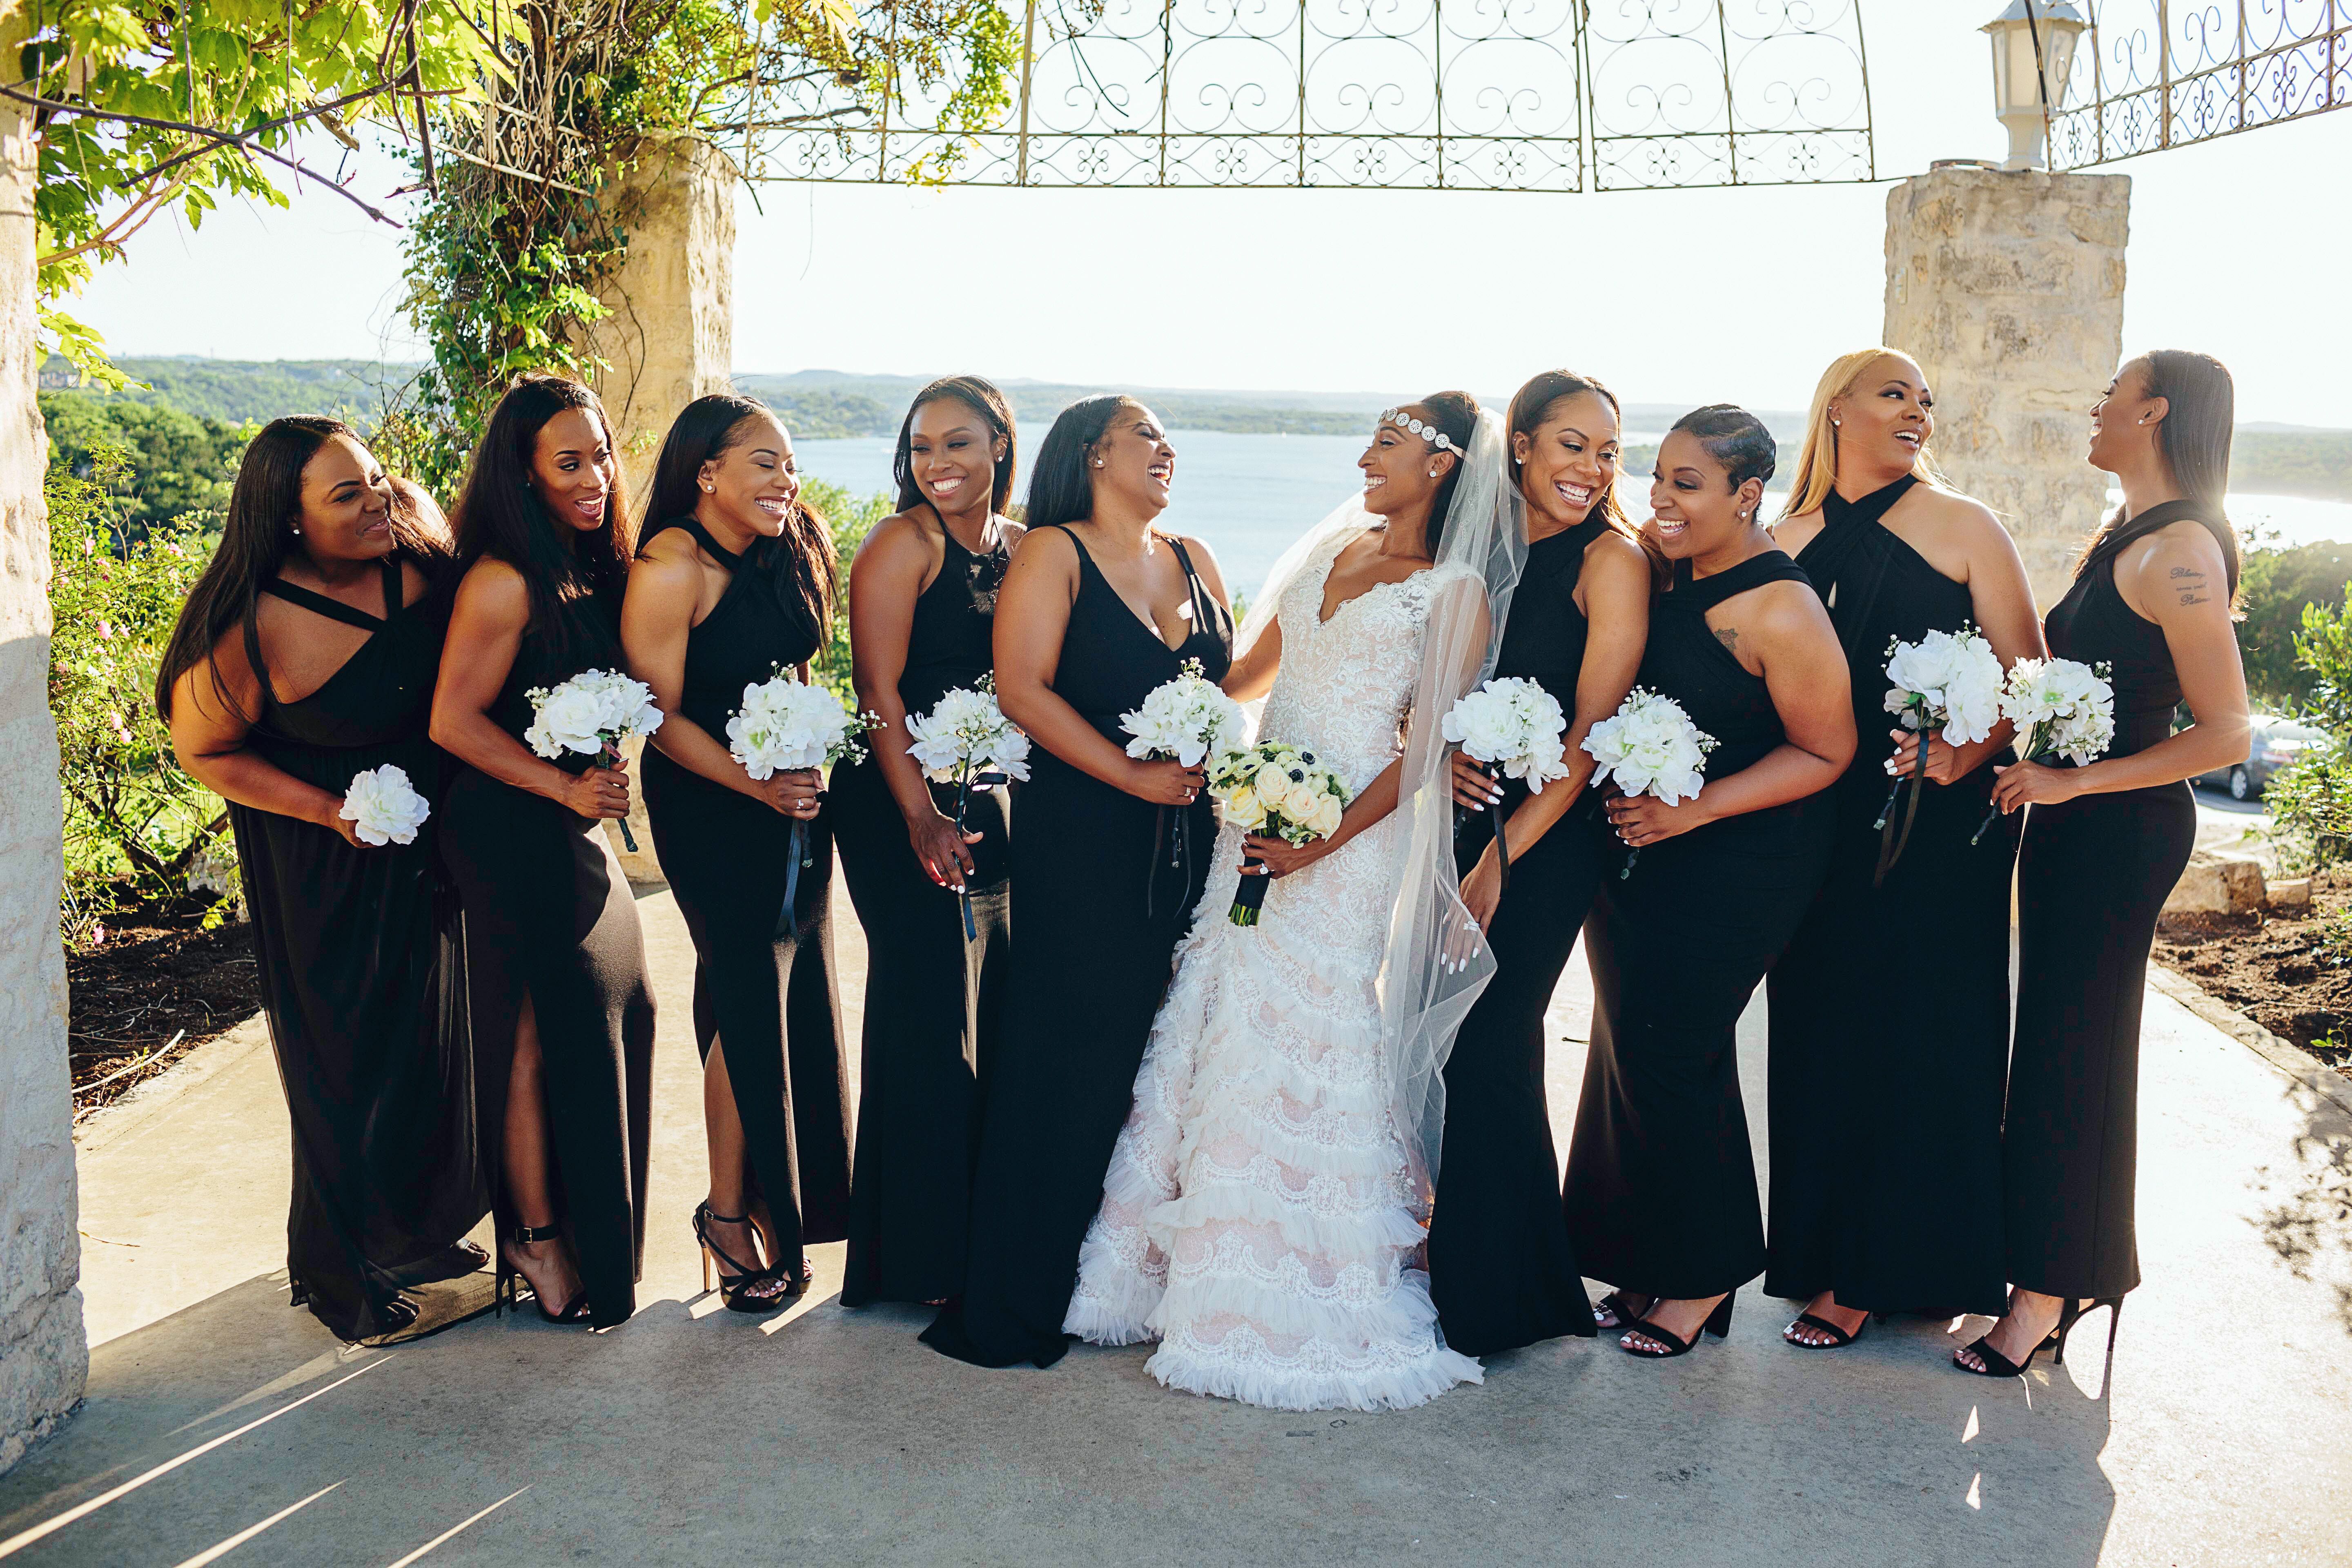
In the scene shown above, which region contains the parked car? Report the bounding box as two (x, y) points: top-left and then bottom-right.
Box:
(2196, 714), (2328, 801)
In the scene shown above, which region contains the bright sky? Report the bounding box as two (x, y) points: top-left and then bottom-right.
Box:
(76, 1), (2352, 424)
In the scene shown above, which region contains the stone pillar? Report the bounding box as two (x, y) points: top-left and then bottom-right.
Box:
(1883, 166), (2131, 609)
(579, 135), (736, 885)
(0, 4), (86, 1476)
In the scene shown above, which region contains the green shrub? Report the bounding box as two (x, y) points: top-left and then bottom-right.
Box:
(2236, 542), (2352, 713)
(804, 476), (894, 702)
(40, 391), (248, 539)
(48, 445), (228, 942)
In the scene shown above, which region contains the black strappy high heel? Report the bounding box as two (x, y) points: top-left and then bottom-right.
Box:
(693, 1202), (795, 1314)
(1592, 1290), (1652, 1333)
(1617, 1294), (1735, 1359)
(1784, 1307), (1880, 1349)
(497, 1221), (592, 1325)
(1954, 1294), (2125, 1376)
(2052, 1296), (2124, 1365)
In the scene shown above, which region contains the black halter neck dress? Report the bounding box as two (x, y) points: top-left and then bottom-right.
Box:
(834, 518), (1012, 1307)
(924, 526), (1233, 1368)
(1426, 516), (1610, 1354)
(1563, 550), (1836, 1301)
(638, 518), (854, 1282)
(438, 577), (656, 1329)
(1764, 475), (2013, 1317)
(2004, 501), (2218, 1299)
(232, 557), (483, 1341)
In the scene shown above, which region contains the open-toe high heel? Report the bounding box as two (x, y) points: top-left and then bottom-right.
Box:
(694, 1202), (792, 1314)
(1618, 1294), (1734, 1359)
(1592, 1291), (1651, 1333)
(498, 1222), (592, 1324)
(2052, 1296), (2125, 1365)
(1784, 1308), (1877, 1349)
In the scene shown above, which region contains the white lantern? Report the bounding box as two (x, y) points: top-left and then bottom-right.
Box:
(1981, 1), (2088, 170)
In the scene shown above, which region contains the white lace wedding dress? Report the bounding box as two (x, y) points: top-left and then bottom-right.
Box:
(1063, 530), (1485, 1411)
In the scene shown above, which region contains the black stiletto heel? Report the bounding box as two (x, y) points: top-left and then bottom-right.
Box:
(1618, 1294), (1735, 1359)
(694, 1202), (794, 1314)
(499, 1221), (592, 1324)
(2052, 1296), (2124, 1364)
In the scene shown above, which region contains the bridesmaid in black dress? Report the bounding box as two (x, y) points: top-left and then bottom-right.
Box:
(1563, 406), (1854, 1359)
(1958, 350), (2251, 1376)
(837, 378), (1020, 1307)
(1427, 370), (1649, 1355)
(160, 419), (482, 1342)
(922, 396), (1233, 1367)
(621, 394), (853, 1312)
(432, 375), (657, 1329)
(1762, 348), (2045, 1348)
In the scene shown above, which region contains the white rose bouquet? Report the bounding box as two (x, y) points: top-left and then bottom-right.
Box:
(1581, 686), (1718, 878)
(525, 668), (665, 851)
(904, 677), (1032, 937)
(728, 670), (881, 931)
(1121, 657), (1247, 918)
(1206, 739), (1353, 927)
(339, 763), (431, 846)
(1873, 625), (2005, 881)
(1973, 656), (2117, 845)
(1441, 676), (1570, 893)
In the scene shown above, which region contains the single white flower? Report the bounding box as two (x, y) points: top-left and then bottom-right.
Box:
(340, 764), (431, 846)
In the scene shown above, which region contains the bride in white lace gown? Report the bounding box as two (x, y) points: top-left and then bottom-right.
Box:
(1064, 396), (1521, 1411)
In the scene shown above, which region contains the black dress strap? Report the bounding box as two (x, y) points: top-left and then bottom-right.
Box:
(1672, 550), (1809, 612)
(260, 566), (391, 631)
(647, 514), (744, 573)
(2080, 498), (2236, 587)
(1165, 536), (1216, 627)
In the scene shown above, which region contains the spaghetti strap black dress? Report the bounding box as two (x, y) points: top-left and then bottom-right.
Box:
(2003, 501), (2215, 1300)
(1764, 475), (2013, 1317)
(439, 581), (657, 1330)
(639, 517), (853, 1283)
(1563, 551), (1836, 1302)
(835, 523), (1012, 1307)
(1427, 517), (1607, 1355)
(922, 527), (1233, 1368)
(232, 557), (483, 1341)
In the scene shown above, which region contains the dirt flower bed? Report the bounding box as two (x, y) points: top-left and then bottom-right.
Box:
(68, 893), (260, 1121)
(2155, 866), (2352, 1082)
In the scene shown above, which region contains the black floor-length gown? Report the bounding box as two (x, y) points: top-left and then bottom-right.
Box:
(231, 558), (484, 1341)
(639, 518), (853, 1282)
(835, 523), (1011, 1307)
(1764, 475), (2014, 1317)
(439, 581), (657, 1330)
(922, 527), (1233, 1367)
(1563, 552), (1836, 1302)
(2003, 501), (2215, 1300)
(1427, 518), (1607, 1354)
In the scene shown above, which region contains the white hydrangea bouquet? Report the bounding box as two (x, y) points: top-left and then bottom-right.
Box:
(728, 670), (881, 929)
(339, 764), (431, 847)
(1973, 656), (2116, 845)
(1208, 740), (1352, 926)
(1441, 676), (1570, 893)
(1874, 625), (2005, 880)
(1581, 686), (1717, 879)
(904, 677), (1032, 936)
(526, 668), (665, 851)
(1121, 657), (1247, 918)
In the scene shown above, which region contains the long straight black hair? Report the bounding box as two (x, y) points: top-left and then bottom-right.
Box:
(2078, 348), (2240, 597)
(155, 416), (448, 721)
(893, 376), (1019, 518)
(643, 392), (837, 635)
(448, 374), (635, 662)
(1025, 394), (1140, 534)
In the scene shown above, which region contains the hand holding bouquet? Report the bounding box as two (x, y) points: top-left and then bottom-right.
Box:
(1121, 658), (1247, 918)
(728, 670), (881, 932)
(905, 679), (1031, 935)
(1874, 625), (2004, 881)
(1581, 687), (1717, 878)
(526, 668), (664, 850)
(1441, 676), (1569, 894)
(1208, 740), (1352, 926)
(339, 764), (431, 846)
(1976, 657), (2116, 842)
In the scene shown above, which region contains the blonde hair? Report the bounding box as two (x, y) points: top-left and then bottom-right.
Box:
(1780, 346), (1946, 521)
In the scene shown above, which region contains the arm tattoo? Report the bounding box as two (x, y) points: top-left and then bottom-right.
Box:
(1713, 626), (1739, 654)
(2169, 566), (2204, 580)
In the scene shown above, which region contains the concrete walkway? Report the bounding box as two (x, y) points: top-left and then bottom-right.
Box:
(4, 884), (2350, 1566)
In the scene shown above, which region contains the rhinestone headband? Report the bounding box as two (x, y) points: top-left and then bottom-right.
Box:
(1380, 408), (1457, 454)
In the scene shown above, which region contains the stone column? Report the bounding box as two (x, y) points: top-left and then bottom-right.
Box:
(1883, 166), (2131, 608)
(0, 3), (86, 1477)
(578, 135), (737, 884)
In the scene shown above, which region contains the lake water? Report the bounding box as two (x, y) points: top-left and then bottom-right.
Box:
(798, 431), (2352, 595)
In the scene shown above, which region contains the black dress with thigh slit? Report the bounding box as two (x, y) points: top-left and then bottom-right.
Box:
(639, 518), (853, 1281)
(1764, 475), (2014, 1317)
(922, 526), (1233, 1367)
(439, 579), (657, 1330)
(835, 523), (1012, 1307)
(2002, 501), (2216, 1300)
(1426, 518), (1608, 1354)
(1562, 551), (1836, 1302)
(231, 557), (483, 1341)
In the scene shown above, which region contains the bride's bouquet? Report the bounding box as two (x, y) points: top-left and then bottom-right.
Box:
(1121, 658), (1247, 918)
(1442, 676), (1570, 894)
(339, 764), (430, 846)
(1972, 657), (2116, 845)
(1208, 740), (1352, 926)
(1581, 687), (1717, 879)
(728, 670), (881, 931)
(904, 678), (1031, 937)
(1873, 625), (2004, 881)
(526, 668), (665, 851)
